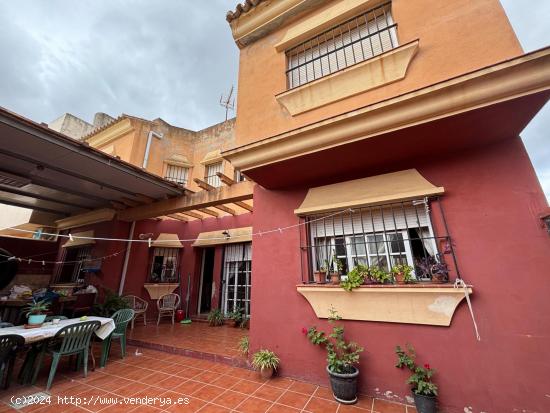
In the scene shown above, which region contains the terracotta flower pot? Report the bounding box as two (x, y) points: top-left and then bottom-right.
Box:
(394, 272), (406, 284)
(314, 271), (327, 284)
(260, 367), (274, 379)
(330, 273), (340, 285)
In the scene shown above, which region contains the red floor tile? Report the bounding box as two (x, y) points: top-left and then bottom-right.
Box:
(372, 399), (407, 413)
(234, 397), (273, 413)
(304, 396), (339, 413)
(276, 390), (310, 410)
(212, 390), (248, 409)
(252, 385), (285, 402)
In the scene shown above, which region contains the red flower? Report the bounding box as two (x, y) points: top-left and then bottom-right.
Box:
(424, 363), (430, 370)
(302, 327), (308, 335)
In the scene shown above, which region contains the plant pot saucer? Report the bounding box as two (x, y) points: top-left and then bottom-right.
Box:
(332, 394), (358, 405)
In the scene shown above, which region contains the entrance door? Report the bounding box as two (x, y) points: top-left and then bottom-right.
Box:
(222, 243), (252, 316)
(198, 247), (215, 314)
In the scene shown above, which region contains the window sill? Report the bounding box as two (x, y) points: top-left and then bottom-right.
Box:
(144, 283), (180, 299)
(296, 282), (472, 326)
(276, 39), (419, 116)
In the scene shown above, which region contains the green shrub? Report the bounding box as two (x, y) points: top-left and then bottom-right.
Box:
(207, 308), (225, 326)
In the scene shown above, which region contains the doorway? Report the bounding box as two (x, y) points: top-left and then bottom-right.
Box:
(198, 247), (215, 314)
(222, 243), (252, 317)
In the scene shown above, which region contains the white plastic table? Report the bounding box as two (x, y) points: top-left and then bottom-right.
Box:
(0, 316), (115, 343)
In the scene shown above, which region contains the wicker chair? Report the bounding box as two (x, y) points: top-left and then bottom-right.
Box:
(156, 293), (180, 325)
(123, 295), (148, 329)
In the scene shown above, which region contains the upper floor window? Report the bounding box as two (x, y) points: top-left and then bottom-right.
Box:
(205, 162), (223, 187)
(286, 2), (398, 89)
(150, 247), (180, 283)
(234, 170), (246, 183)
(165, 164), (189, 186)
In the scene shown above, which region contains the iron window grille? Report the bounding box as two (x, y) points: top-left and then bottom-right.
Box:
(205, 162), (223, 187)
(299, 197), (459, 283)
(286, 2), (398, 89)
(164, 164), (189, 186)
(149, 247), (180, 283)
(222, 242), (252, 317)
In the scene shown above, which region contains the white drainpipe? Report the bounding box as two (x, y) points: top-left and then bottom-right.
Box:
(118, 221), (136, 296)
(142, 131), (163, 169)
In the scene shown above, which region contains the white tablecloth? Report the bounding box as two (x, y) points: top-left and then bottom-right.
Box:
(0, 316), (115, 343)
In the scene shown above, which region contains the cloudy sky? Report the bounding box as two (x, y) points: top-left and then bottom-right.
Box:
(0, 0), (548, 199)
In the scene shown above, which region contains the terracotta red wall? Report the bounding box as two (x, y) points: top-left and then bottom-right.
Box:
(120, 213), (252, 319)
(0, 237), (59, 276)
(248, 137), (550, 413)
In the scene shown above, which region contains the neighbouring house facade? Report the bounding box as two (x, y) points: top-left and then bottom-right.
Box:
(222, 1), (550, 412)
(0, 110), (254, 322)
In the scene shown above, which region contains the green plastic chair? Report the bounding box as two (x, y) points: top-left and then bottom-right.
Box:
(0, 335), (24, 389)
(109, 309), (135, 359)
(32, 320), (100, 390)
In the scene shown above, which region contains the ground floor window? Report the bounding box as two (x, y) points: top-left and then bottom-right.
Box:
(57, 246), (92, 283)
(150, 247), (180, 283)
(222, 242), (252, 317)
(302, 198), (453, 282)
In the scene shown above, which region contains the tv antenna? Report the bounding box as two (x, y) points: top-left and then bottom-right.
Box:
(219, 85), (235, 121)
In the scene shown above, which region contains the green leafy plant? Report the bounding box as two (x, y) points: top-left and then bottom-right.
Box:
(92, 289), (129, 317)
(391, 264), (414, 283)
(251, 349), (280, 371)
(341, 264), (368, 291)
(207, 308), (225, 326)
(24, 299), (50, 317)
(368, 266), (392, 283)
(304, 307), (364, 374)
(228, 306), (244, 325)
(238, 336), (249, 355)
(395, 344), (438, 397)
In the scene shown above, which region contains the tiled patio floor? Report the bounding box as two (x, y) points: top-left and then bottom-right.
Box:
(0, 345), (417, 413)
(127, 322), (245, 362)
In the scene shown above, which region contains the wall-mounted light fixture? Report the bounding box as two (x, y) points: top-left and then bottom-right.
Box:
(222, 230), (231, 240)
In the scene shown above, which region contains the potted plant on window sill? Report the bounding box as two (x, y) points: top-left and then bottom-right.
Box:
(395, 344), (438, 413)
(330, 257), (344, 285)
(304, 308), (364, 404)
(228, 306), (245, 328)
(251, 349), (280, 379)
(416, 255), (450, 284)
(314, 266), (327, 284)
(24, 299), (50, 327)
(391, 264), (413, 285)
(341, 265), (367, 291)
(366, 266), (392, 284)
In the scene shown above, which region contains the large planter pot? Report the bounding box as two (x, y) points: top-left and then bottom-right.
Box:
(413, 393), (437, 413)
(28, 314), (47, 326)
(314, 271), (327, 284)
(326, 365), (359, 404)
(330, 273), (340, 285)
(259, 367), (274, 379)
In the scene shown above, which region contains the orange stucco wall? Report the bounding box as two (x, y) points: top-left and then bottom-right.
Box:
(233, 0), (523, 146)
(91, 117), (237, 193)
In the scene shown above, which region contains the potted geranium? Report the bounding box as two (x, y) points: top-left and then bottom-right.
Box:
(367, 266), (392, 284)
(341, 264), (368, 291)
(251, 349), (280, 379)
(395, 344), (438, 413)
(391, 264), (413, 284)
(304, 308), (363, 404)
(24, 299), (50, 327)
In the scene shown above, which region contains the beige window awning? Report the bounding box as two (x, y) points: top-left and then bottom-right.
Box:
(62, 230), (96, 248)
(192, 227), (252, 247)
(294, 169), (444, 216)
(165, 153), (193, 168)
(200, 150), (222, 165)
(151, 233), (184, 248)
